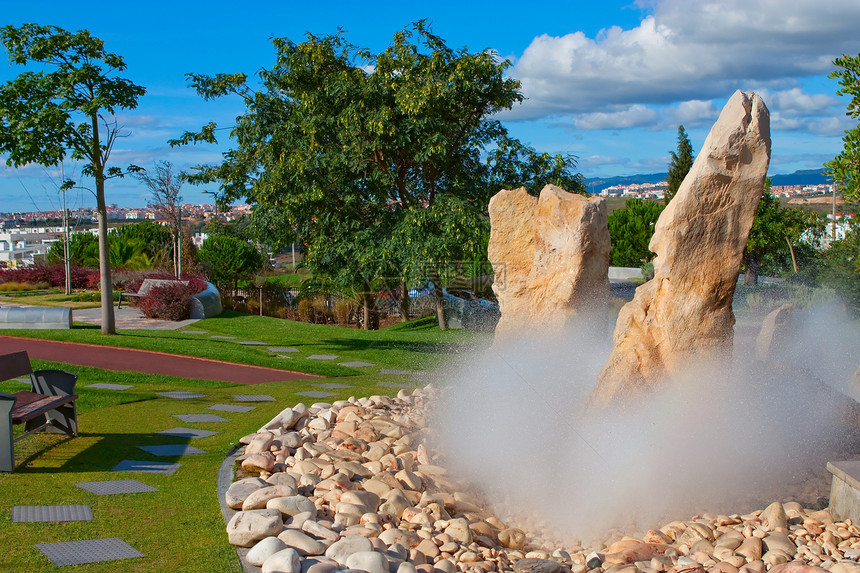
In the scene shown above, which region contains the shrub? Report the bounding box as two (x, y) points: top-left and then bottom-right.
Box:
(137, 283), (196, 321)
(334, 300), (355, 325)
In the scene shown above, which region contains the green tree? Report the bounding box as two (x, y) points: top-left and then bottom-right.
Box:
(173, 22), (579, 329)
(666, 125), (694, 204)
(113, 221), (172, 265)
(826, 54), (860, 204)
(816, 221), (860, 315)
(197, 235), (263, 291)
(743, 182), (826, 286)
(47, 231), (98, 266)
(0, 25), (146, 334)
(607, 199), (665, 267)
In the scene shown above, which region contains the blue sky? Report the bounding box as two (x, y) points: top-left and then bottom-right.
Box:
(1, 0), (859, 212)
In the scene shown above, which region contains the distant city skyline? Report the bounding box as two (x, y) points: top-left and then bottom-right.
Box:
(2, 0), (860, 212)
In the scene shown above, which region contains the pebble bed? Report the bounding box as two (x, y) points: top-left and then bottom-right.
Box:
(224, 386), (860, 573)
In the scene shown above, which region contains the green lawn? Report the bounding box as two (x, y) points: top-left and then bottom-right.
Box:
(0, 315), (481, 571)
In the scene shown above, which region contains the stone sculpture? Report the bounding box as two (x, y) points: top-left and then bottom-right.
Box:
(590, 91), (771, 407)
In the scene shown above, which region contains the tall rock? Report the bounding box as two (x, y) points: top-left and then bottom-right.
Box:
(590, 91), (771, 407)
(489, 184), (610, 341)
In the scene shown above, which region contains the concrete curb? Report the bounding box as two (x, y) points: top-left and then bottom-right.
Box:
(217, 444), (261, 573)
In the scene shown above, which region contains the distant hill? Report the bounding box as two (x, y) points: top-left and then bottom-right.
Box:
(584, 168), (829, 194)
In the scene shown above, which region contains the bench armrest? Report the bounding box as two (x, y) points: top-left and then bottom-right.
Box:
(0, 391), (17, 403)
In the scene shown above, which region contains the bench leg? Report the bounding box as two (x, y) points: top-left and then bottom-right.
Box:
(0, 399), (14, 472)
(42, 402), (77, 436)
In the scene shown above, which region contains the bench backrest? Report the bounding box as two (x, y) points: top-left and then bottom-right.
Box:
(0, 351), (33, 383)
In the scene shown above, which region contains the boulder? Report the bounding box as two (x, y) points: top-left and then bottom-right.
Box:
(488, 185), (609, 341)
(755, 304), (794, 361)
(226, 508), (284, 547)
(590, 91), (771, 407)
(225, 477), (268, 510)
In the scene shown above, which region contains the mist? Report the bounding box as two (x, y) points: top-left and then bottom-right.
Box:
(432, 303), (860, 545)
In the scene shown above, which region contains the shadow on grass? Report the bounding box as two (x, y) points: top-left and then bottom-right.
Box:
(11, 430), (195, 474)
(318, 337), (478, 355)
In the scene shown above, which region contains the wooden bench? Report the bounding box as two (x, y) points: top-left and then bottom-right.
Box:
(117, 278), (189, 309)
(0, 351), (78, 472)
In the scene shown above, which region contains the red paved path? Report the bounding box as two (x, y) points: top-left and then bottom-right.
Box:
(0, 336), (322, 385)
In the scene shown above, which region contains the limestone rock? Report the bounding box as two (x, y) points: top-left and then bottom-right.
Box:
(591, 91), (771, 407)
(248, 536), (289, 567)
(489, 184), (609, 341)
(488, 187), (538, 339)
(226, 509), (284, 547)
(755, 304), (794, 361)
(226, 477), (268, 510)
(262, 548), (302, 573)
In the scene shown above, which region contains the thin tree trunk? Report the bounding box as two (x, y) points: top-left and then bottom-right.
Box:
(399, 281), (410, 322)
(785, 236), (798, 274)
(433, 277), (447, 330)
(743, 255), (761, 286)
(92, 114), (115, 335)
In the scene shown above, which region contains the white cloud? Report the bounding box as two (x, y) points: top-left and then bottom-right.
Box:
(574, 105), (658, 130)
(670, 100), (720, 127)
(506, 0), (860, 119)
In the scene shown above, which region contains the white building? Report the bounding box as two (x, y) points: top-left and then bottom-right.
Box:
(0, 230), (61, 267)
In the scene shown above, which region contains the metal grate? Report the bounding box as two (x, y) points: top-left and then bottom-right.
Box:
(36, 537), (144, 566)
(111, 460), (181, 474)
(12, 505), (93, 523)
(207, 404), (255, 413)
(232, 394), (275, 402)
(172, 414), (228, 423)
(86, 383), (133, 390)
(156, 391), (206, 399)
(138, 444), (205, 456)
(158, 427), (219, 439)
(75, 479), (159, 495)
(294, 391), (336, 398)
(338, 361), (375, 367)
(267, 347), (298, 353)
(307, 354), (338, 360)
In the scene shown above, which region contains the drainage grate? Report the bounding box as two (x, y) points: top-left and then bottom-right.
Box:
(36, 537), (144, 566)
(111, 460), (181, 474)
(173, 414), (228, 423)
(207, 404), (255, 413)
(12, 505), (93, 523)
(75, 479), (159, 495)
(86, 383), (134, 390)
(158, 427), (219, 439)
(232, 394), (275, 402)
(156, 391), (206, 399)
(138, 444), (206, 456)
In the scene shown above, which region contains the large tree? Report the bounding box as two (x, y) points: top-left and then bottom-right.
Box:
(826, 54), (860, 204)
(665, 125), (694, 204)
(0, 25), (145, 334)
(173, 22), (580, 329)
(197, 235), (263, 292)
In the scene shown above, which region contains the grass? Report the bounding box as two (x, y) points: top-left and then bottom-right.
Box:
(2, 311), (490, 376)
(0, 291), (101, 309)
(0, 314), (478, 571)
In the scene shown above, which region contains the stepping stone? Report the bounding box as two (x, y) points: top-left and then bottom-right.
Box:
(183, 330), (208, 334)
(86, 383), (133, 390)
(210, 335), (236, 339)
(173, 414), (228, 423)
(208, 404), (255, 413)
(112, 460), (182, 474)
(238, 341), (267, 346)
(314, 383), (354, 390)
(75, 479), (159, 495)
(157, 391), (206, 400)
(294, 390), (336, 398)
(233, 394), (275, 402)
(307, 354), (338, 360)
(36, 537), (144, 566)
(138, 444), (206, 456)
(339, 361), (375, 367)
(159, 427), (219, 439)
(12, 505), (93, 523)
(268, 346), (299, 353)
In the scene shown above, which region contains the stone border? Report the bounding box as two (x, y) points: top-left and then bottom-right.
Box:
(217, 444), (260, 573)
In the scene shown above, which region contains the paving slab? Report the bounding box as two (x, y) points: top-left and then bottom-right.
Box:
(314, 383), (354, 390)
(338, 361), (375, 367)
(36, 538), (144, 566)
(232, 394), (275, 402)
(173, 413), (228, 423)
(294, 390), (336, 398)
(208, 404), (255, 413)
(307, 354), (338, 360)
(75, 479), (159, 495)
(156, 391), (207, 399)
(159, 427), (219, 439)
(111, 460), (181, 474)
(86, 383), (134, 390)
(268, 346), (299, 353)
(12, 505), (93, 523)
(210, 335), (236, 339)
(138, 444), (206, 456)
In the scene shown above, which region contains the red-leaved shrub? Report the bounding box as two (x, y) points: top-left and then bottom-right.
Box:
(137, 283), (197, 321)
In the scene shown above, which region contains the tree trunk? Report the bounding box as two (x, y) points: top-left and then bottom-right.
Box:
(399, 281), (410, 322)
(743, 254), (761, 286)
(362, 281), (378, 330)
(433, 279), (447, 330)
(92, 114), (115, 335)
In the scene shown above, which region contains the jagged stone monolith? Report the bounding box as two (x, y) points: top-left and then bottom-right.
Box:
(590, 91), (771, 407)
(755, 303), (794, 361)
(489, 184), (610, 341)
